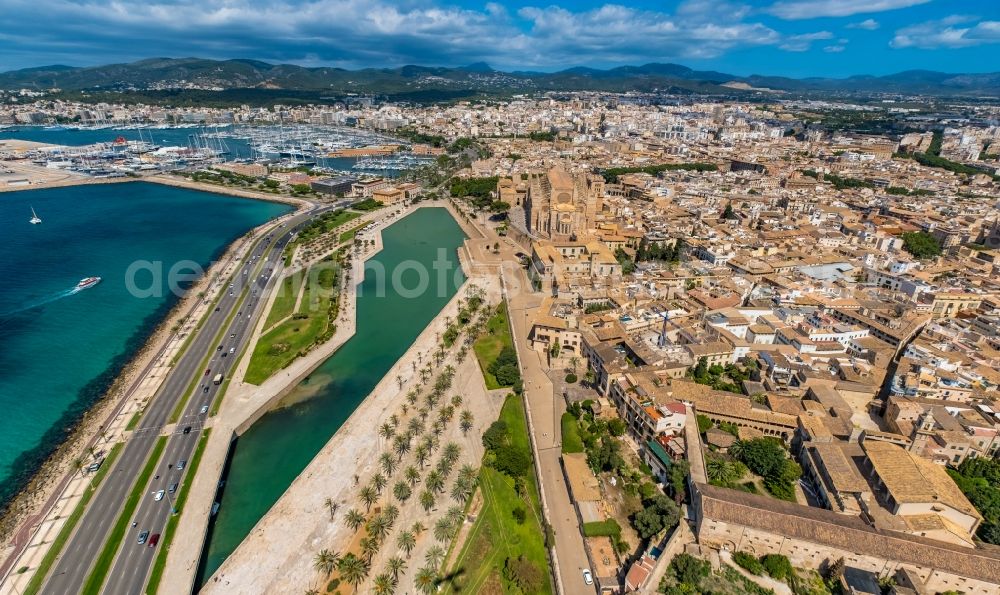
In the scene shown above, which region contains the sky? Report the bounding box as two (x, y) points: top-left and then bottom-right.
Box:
(0, 0), (997, 77)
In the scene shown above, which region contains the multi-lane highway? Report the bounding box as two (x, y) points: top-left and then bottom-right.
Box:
(42, 206), (320, 595)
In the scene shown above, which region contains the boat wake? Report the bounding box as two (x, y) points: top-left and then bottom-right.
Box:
(0, 286), (84, 321)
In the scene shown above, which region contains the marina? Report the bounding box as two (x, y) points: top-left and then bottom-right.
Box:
(1, 124), (435, 179)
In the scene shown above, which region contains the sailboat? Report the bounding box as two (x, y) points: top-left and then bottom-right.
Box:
(29, 206), (42, 225)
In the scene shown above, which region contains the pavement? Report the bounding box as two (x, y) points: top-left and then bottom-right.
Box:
(458, 201), (594, 595)
(33, 204), (323, 595)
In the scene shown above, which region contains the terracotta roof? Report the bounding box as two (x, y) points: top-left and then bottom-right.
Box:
(861, 441), (980, 520)
(698, 484), (1000, 585)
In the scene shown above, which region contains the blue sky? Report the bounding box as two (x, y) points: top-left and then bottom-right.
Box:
(0, 0), (997, 76)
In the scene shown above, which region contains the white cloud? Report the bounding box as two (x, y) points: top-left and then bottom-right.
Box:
(767, 0), (930, 20)
(891, 16), (1000, 49)
(0, 0), (802, 71)
(779, 31), (833, 51)
(823, 45), (846, 52)
(847, 19), (880, 30)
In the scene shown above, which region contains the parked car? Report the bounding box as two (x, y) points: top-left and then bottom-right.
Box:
(582, 569), (593, 586)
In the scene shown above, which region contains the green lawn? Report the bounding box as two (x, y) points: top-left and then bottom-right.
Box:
(81, 436), (167, 595)
(146, 430), (211, 595)
(263, 273), (304, 330)
(244, 260), (340, 385)
(443, 396), (552, 594)
(23, 443), (123, 595)
(338, 221), (368, 243)
(472, 303), (514, 390)
(560, 413), (584, 454)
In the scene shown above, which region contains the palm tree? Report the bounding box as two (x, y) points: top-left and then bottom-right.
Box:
(380, 452), (397, 477)
(451, 476), (474, 503)
(373, 572), (396, 595)
(393, 435), (410, 461)
(433, 517), (454, 543)
(396, 530), (416, 558)
(393, 480), (412, 502)
(427, 470), (446, 494)
(360, 485), (378, 511)
(387, 555), (406, 580)
(367, 515), (391, 542)
(451, 394), (463, 407)
(442, 442), (461, 465)
(345, 508), (365, 531)
(337, 553), (370, 588)
(371, 472), (387, 494)
(304, 589), (319, 595)
(360, 535), (380, 562)
(383, 503), (400, 525)
(414, 567), (438, 594)
(424, 545), (445, 568)
(378, 422), (395, 441)
(411, 520), (426, 535)
(313, 548), (340, 574)
(404, 465), (420, 486)
(415, 444), (429, 468)
(460, 410), (473, 435)
(324, 497), (339, 521)
(419, 489), (435, 513)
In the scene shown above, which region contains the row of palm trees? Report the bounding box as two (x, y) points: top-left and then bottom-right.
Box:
(305, 287), (491, 594)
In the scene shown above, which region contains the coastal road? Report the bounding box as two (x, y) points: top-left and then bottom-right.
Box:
(42, 206), (322, 595)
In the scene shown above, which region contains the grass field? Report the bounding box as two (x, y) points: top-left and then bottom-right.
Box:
(263, 274), (304, 330)
(146, 430), (211, 594)
(472, 303), (513, 390)
(561, 413), (584, 454)
(23, 444), (123, 595)
(244, 260), (340, 385)
(338, 221), (368, 243)
(81, 436), (167, 595)
(443, 395), (551, 594)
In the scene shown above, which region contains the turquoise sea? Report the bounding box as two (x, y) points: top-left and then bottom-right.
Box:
(0, 182), (290, 506)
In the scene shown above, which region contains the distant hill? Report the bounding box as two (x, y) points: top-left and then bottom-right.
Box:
(1, 57), (998, 98)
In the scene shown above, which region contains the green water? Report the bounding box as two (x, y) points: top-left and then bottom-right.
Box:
(197, 207), (466, 584)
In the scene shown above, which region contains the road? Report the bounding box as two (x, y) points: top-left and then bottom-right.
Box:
(42, 206), (322, 595)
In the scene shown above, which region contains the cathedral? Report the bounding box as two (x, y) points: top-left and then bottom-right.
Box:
(523, 167), (604, 239)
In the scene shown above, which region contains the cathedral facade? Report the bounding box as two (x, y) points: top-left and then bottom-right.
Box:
(523, 167), (604, 239)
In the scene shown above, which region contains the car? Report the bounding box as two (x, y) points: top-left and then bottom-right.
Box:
(230, 333), (236, 339)
(87, 461), (102, 472)
(204, 368), (210, 376)
(168, 482), (178, 494)
(229, 347), (235, 354)
(153, 490), (165, 501)
(582, 569), (593, 585)
(182, 426), (192, 435)
(217, 345), (223, 351)
(200, 405), (209, 414)
(177, 459), (187, 470)
(221, 352), (227, 358)
(214, 307), (220, 312)
(229, 283), (233, 288)
(137, 530), (149, 545)
(148, 533), (160, 548)
(203, 386), (210, 393)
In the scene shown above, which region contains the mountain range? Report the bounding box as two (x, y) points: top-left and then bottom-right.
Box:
(2, 57), (999, 98)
